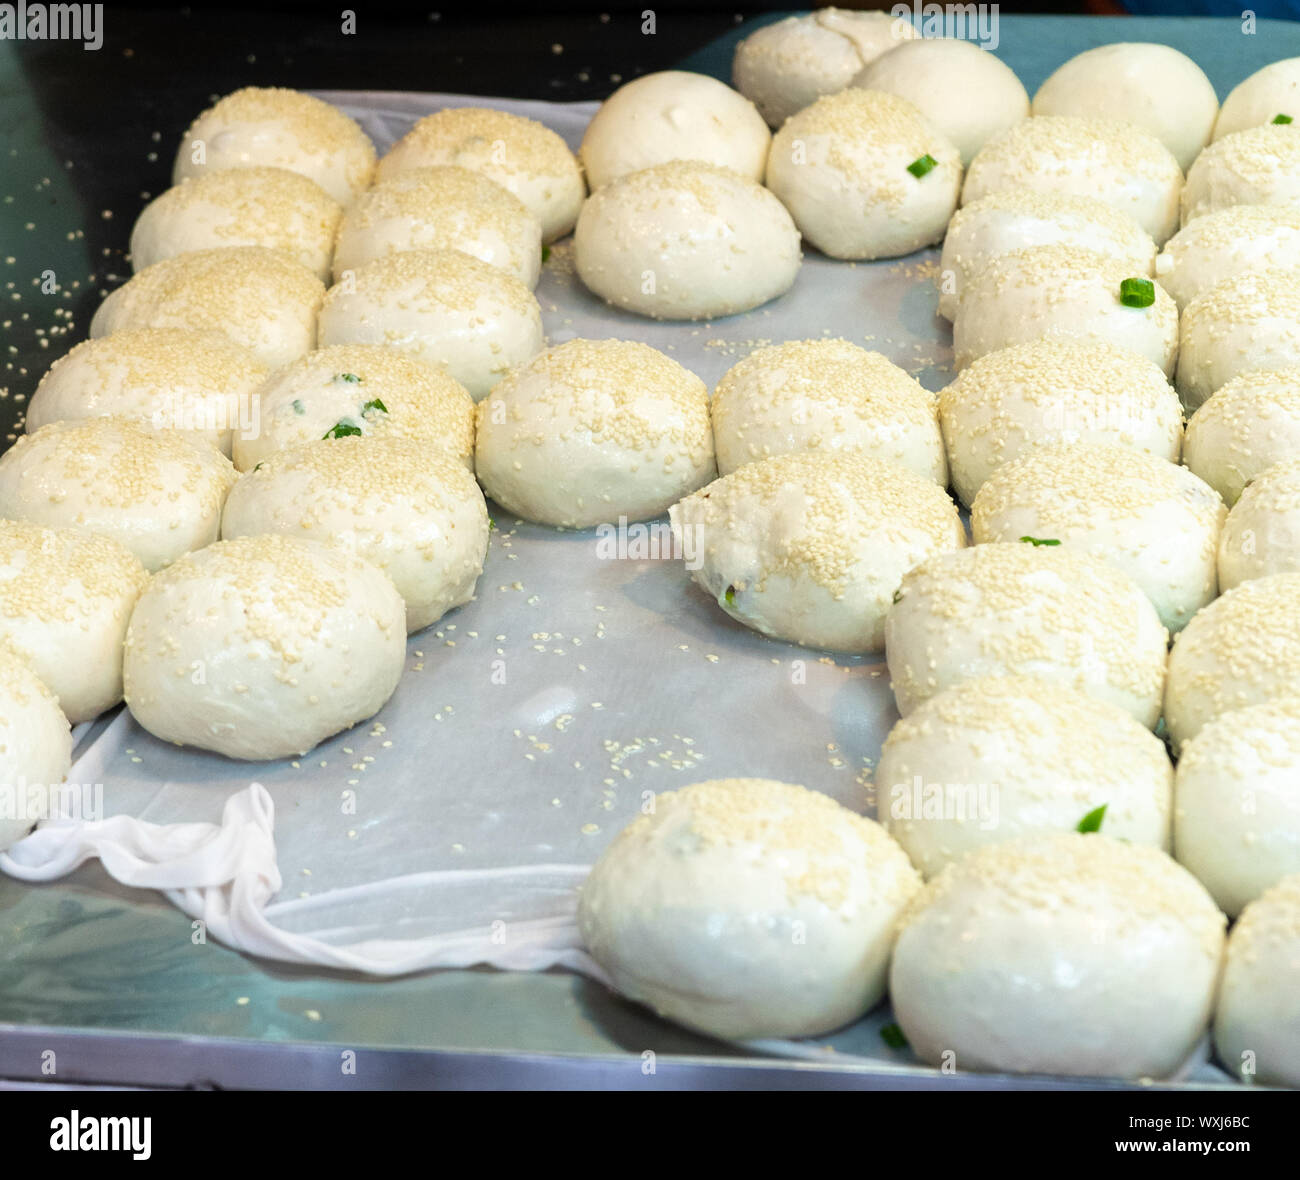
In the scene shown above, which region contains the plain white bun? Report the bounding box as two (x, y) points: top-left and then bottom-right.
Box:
(1214, 872), (1300, 1087)
(951, 244), (1178, 375)
(0, 521), (148, 724)
(938, 190), (1155, 321)
(173, 86), (376, 206)
(1155, 204), (1300, 311)
(1175, 697), (1300, 919)
(962, 115), (1183, 244)
(886, 541), (1169, 726)
(474, 338), (715, 528)
(1176, 267), (1300, 411)
(1165, 572), (1300, 753)
(222, 437), (488, 634)
(937, 338), (1182, 506)
(89, 246), (325, 371)
(710, 338), (946, 482)
(1215, 57), (1300, 139)
(853, 38), (1029, 166)
(316, 248), (543, 400)
(573, 160), (801, 320)
(331, 165), (542, 287)
(1032, 42), (1217, 172)
(891, 832), (1225, 1079)
(0, 419), (237, 572)
(580, 70), (770, 191)
(1183, 366), (1300, 503)
(131, 167), (341, 280)
(732, 8), (917, 128)
(578, 777), (922, 1040)
(123, 533), (406, 761)
(877, 674), (1172, 879)
(670, 451), (965, 654)
(970, 442), (1224, 632)
(376, 106), (584, 244)
(0, 647), (72, 851)
(766, 88), (961, 261)
(233, 343), (476, 473)
(1219, 457), (1300, 589)
(25, 327), (267, 456)
(1182, 124), (1300, 223)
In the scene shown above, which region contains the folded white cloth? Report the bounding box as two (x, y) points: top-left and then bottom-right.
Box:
(0, 783), (609, 982)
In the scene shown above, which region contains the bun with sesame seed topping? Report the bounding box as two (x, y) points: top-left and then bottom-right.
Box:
(123, 533), (406, 761)
(578, 776), (922, 1039)
(0, 645), (72, 851)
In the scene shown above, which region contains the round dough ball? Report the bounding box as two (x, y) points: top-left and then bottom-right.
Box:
(853, 38), (1029, 166)
(1155, 204), (1300, 311)
(886, 541), (1169, 726)
(766, 89), (961, 261)
(710, 338), (945, 482)
(878, 675), (1172, 879)
(732, 8), (917, 128)
(0, 419), (237, 572)
(331, 165), (542, 287)
(233, 343), (475, 473)
(1215, 57), (1300, 140)
(89, 246), (324, 371)
(1182, 124), (1300, 224)
(123, 533), (406, 761)
(1176, 267), (1300, 411)
(1176, 698), (1300, 919)
(173, 86), (375, 207)
(670, 451), (965, 654)
(938, 190), (1155, 321)
(580, 70), (769, 192)
(962, 115), (1183, 245)
(1183, 366), (1300, 503)
(25, 328), (267, 457)
(376, 106), (584, 243)
(891, 833), (1225, 1079)
(130, 167), (341, 281)
(1165, 572), (1300, 753)
(971, 442), (1225, 632)
(938, 339), (1183, 506)
(573, 160), (800, 320)
(222, 437), (487, 634)
(1032, 43), (1218, 173)
(0, 521), (148, 723)
(0, 647), (71, 851)
(952, 245), (1178, 375)
(578, 777), (922, 1040)
(1219, 457), (1300, 589)
(317, 248), (543, 401)
(474, 338), (715, 528)
(1214, 872), (1300, 1087)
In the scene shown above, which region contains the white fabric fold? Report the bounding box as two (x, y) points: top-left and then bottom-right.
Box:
(0, 784), (610, 983)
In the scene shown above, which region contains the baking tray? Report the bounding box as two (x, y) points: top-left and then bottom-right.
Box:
(4, 13), (1300, 1091)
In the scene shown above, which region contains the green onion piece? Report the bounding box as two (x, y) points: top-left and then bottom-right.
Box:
(892, 588), (903, 604)
(542, 245), (552, 264)
(252, 461), (265, 472)
(880, 1023), (909, 1050)
(361, 397), (388, 416)
(1274, 113), (1293, 124)
(335, 372), (362, 384)
(723, 586), (736, 608)
(1077, 803), (1107, 834)
(291, 398), (305, 415)
(323, 420), (363, 439)
(1119, 277), (1155, 308)
(906, 153), (937, 179)
(1019, 535), (1060, 547)
(488, 517), (496, 532)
